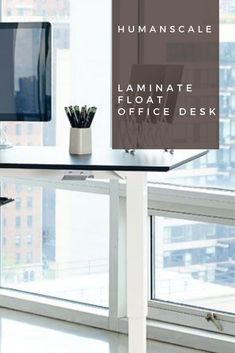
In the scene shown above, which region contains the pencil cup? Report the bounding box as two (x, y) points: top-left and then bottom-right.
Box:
(69, 128), (92, 155)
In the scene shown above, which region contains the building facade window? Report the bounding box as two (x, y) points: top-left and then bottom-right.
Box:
(15, 124), (22, 135)
(27, 197), (33, 208)
(15, 235), (21, 247)
(15, 216), (21, 228)
(15, 253), (21, 264)
(26, 234), (33, 246)
(26, 252), (33, 263)
(27, 123), (33, 135)
(15, 198), (21, 210)
(27, 215), (33, 228)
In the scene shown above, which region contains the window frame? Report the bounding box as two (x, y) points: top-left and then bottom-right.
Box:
(148, 213), (235, 336)
(0, 176), (234, 351)
(146, 183), (235, 337)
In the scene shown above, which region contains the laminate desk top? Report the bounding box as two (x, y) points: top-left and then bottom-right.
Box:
(0, 146), (208, 172)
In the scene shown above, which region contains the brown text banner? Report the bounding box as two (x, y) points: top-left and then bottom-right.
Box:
(112, 0), (219, 149)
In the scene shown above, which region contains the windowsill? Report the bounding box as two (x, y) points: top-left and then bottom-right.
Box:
(0, 288), (109, 328)
(0, 288), (234, 353)
(117, 317), (235, 353)
(146, 319), (235, 353)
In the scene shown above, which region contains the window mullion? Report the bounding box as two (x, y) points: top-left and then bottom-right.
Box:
(108, 180), (126, 330)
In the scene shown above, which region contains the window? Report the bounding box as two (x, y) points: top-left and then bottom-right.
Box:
(26, 252), (33, 263)
(149, 40), (235, 190)
(0, 0), (110, 309)
(148, 3), (235, 329)
(152, 216), (235, 313)
(23, 271), (29, 282)
(27, 124), (33, 135)
(15, 198), (21, 210)
(15, 216), (21, 228)
(26, 234), (33, 246)
(146, 162), (235, 343)
(15, 124), (22, 135)
(2, 188), (110, 308)
(27, 216), (33, 228)
(23, 270), (35, 282)
(15, 235), (21, 247)
(15, 253), (21, 264)
(27, 197), (33, 208)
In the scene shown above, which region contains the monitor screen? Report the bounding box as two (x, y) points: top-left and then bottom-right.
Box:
(0, 22), (51, 121)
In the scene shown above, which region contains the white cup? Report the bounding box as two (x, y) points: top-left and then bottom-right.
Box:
(69, 128), (92, 155)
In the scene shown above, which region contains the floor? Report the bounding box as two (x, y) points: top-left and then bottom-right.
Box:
(0, 308), (209, 353)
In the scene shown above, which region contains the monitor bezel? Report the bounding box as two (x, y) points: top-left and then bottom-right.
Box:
(0, 22), (51, 122)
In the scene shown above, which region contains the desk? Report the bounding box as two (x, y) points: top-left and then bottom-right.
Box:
(0, 146), (208, 353)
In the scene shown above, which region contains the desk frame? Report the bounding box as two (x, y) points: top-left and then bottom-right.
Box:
(0, 147), (208, 353)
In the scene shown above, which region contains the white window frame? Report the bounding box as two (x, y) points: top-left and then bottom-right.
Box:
(146, 183), (235, 337)
(0, 176), (234, 353)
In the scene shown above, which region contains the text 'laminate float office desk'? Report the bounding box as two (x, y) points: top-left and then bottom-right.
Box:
(0, 147), (208, 353)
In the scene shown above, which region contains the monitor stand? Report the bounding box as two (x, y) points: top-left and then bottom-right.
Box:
(0, 126), (12, 149)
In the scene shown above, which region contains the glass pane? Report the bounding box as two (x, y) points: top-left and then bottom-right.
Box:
(1, 0), (111, 308)
(1, 1), (70, 146)
(152, 216), (235, 313)
(148, 1), (235, 190)
(1, 184), (109, 307)
(1, 0), (111, 148)
(220, 0), (235, 23)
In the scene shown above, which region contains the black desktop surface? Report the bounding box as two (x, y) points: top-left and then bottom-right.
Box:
(0, 197), (14, 206)
(0, 146), (208, 172)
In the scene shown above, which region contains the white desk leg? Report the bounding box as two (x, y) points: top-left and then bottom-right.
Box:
(126, 172), (148, 353)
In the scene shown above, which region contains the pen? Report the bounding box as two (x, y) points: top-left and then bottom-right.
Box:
(68, 106), (77, 126)
(80, 106), (86, 128)
(73, 106), (79, 128)
(64, 105), (97, 128)
(65, 107), (75, 127)
(73, 106), (80, 127)
(87, 107), (97, 127)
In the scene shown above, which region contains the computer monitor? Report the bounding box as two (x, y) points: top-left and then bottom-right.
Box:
(0, 22), (51, 147)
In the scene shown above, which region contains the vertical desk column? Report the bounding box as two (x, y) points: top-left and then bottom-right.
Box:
(126, 172), (148, 353)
